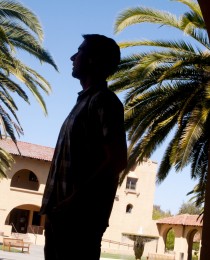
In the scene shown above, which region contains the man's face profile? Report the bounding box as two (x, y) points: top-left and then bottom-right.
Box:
(70, 40), (90, 80)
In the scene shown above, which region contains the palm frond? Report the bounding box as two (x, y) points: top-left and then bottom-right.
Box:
(173, 0), (202, 17)
(114, 7), (179, 34)
(0, 147), (14, 179)
(175, 106), (208, 169)
(0, 0), (59, 178)
(119, 39), (197, 53)
(0, 0), (43, 41)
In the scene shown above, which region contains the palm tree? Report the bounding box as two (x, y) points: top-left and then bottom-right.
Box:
(110, 0), (210, 258)
(0, 0), (58, 178)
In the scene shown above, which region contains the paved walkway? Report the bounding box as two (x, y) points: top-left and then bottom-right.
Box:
(0, 244), (116, 260)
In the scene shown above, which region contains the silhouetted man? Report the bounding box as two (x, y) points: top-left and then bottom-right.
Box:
(40, 34), (127, 260)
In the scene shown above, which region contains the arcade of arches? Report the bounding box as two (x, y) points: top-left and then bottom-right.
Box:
(156, 214), (202, 260)
(5, 169), (45, 235)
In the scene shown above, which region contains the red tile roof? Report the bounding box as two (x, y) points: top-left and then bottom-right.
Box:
(0, 138), (54, 162)
(157, 214), (203, 227)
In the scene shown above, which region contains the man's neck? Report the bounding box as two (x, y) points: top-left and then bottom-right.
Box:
(80, 77), (106, 90)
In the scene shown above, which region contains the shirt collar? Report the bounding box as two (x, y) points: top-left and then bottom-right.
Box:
(77, 81), (107, 100)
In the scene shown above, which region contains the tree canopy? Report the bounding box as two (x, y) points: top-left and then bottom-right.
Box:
(111, 1), (210, 257)
(178, 201), (202, 215)
(0, 0), (58, 178)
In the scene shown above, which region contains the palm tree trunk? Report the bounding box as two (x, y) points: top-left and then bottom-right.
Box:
(198, 2), (210, 259)
(200, 144), (210, 259)
(197, 0), (210, 37)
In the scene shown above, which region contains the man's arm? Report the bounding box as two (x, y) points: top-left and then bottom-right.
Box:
(52, 140), (127, 213)
(197, 0), (210, 37)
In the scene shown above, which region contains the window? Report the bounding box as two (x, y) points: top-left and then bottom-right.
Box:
(115, 195), (119, 201)
(126, 204), (133, 213)
(126, 177), (137, 190)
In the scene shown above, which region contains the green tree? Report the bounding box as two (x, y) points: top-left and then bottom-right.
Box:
(0, 0), (58, 178)
(166, 229), (175, 252)
(152, 205), (171, 220)
(110, 0), (209, 258)
(178, 202), (202, 215)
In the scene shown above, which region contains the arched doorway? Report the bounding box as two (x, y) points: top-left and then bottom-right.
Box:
(5, 205), (44, 235)
(8, 208), (29, 233)
(187, 229), (200, 260)
(165, 228), (175, 254)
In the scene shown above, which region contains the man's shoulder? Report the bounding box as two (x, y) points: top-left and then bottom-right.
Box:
(91, 87), (123, 106)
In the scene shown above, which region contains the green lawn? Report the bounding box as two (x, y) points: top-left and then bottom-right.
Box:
(0, 244), (22, 253)
(101, 252), (134, 260)
(101, 252), (147, 260)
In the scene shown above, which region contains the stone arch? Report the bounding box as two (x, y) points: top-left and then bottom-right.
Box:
(161, 227), (175, 253)
(165, 228), (175, 252)
(162, 226), (171, 243)
(5, 204), (44, 235)
(10, 169), (39, 191)
(186, 228), (201, 260)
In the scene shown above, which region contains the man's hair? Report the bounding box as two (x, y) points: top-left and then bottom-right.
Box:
(82, 34), (121, 78)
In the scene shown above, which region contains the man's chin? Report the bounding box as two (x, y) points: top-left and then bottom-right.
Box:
(72, 71), (79, 79)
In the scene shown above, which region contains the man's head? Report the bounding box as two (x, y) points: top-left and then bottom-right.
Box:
(71, 34), (120, 80)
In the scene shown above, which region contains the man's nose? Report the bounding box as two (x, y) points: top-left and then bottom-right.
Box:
(70, 53), (76, 61)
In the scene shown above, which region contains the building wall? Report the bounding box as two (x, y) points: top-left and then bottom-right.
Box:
(103, 159), (159, 241)
(0, 155), (50, 235)
(0, 153), (159, 257)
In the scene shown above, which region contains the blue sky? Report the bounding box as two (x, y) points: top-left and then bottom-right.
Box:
(16, 0), (198, 215)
